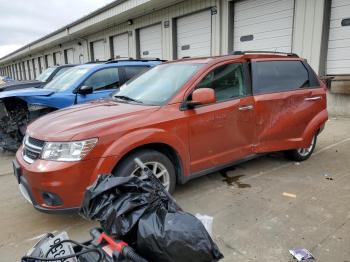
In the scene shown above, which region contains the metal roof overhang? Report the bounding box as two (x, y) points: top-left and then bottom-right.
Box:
(0, 0), (183, 64)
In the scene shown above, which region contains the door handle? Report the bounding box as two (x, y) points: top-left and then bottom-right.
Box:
(238, 105), (254, 111)
(305, 96), (322, 101)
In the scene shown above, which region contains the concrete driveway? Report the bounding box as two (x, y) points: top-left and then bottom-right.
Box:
(0, 118), (349, 261)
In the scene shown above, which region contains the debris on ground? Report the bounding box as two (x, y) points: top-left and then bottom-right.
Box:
(220, 170), (251, 188)
(289, 248), (315, 261)
(294, 162), (301, 166)
(195, 213), (214, 235)
(323, 173), (334, 181)
(283, 192), (297, 198)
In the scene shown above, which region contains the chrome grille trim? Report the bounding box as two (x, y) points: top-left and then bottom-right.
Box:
(22, 136), (44, 164)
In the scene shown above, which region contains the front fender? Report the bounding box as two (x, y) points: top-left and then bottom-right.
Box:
(101, 128), (191, 177)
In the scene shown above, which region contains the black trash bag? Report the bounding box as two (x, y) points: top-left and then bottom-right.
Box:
(137, 205), (223, 262)
(79, 174), (174, 240)
(80, 173), (223, 262)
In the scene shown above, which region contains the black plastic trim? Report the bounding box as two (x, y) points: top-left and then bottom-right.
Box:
(179, 154), (263, 184)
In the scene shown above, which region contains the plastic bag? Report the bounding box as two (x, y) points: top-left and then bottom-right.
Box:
(137, 207), (223, 262)
(195, 213), (214, 235)
(79, 174), (223, 262)
(80, 174), (174, 240)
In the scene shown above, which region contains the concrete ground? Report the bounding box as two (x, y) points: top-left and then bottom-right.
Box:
(0, 117), (349, 261)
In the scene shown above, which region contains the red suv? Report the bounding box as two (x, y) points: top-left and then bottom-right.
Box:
(13, 52), (328, 212)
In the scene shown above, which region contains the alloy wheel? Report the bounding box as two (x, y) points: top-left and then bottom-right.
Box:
(131, 161), (170, 191)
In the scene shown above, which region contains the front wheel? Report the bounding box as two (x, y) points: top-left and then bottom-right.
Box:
(113, 149), (176, 193)
(285, 135), (317, 161)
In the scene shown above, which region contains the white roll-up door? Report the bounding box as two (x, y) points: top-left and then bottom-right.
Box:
(46, 54), (54, 67)
(139, 24), (162, 59)
(54, 52), (62, 65)
(23, 62), (27, 80)
(34, 58), (40, 77)
(38, 57), (45, 73)
(326, 0), (350, 75)
(92, 40), (106, 62)
(233, 0), (294, 53)
(112, 33), (129, 59)
(28, 61), (33, 80)
(176, 9), (212, 58)
(65, 49), (74, 64)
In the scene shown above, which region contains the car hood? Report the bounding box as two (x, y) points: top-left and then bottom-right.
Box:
(0, 87), (54, 99)
(27, 100), (160, 141)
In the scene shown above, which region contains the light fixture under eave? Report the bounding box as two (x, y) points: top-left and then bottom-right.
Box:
(127, 19), (133, 25)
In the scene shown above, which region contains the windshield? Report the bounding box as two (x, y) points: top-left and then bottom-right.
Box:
(44, 67), (89, 91)
(36, 67), (56, 82)
(112, 63), (203, 105)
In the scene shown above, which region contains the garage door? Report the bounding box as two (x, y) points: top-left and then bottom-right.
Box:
(233, 0), (294, 53)
(54, 52), (62, 65)
(112, 33), (129, 59)
(176, 10), (212, 58)
(92, 40), (106, 62)
(326, 0), (350, 75)
(139, 24), (162, 59)
(22, 62), (27, 80)
(46, 54), (54, 67)
(65, 49), (74, 64)
(27, 61), (33, 80)
(34, 58), (40, 77)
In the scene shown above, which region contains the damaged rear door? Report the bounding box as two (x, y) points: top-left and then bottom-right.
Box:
(252, 59), (323, 152)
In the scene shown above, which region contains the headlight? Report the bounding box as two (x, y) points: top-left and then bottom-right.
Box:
(28, 104), (49, 111)
(41, 138), (98, 161)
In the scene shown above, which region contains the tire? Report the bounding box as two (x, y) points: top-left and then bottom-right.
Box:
(285, 134), (317, 161)
(113, 149), (176, 194)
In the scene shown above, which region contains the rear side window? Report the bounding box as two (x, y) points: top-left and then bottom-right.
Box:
(124, 66), (148, 81)
(253, 61), (311, 94)
(52, 67), (72, 80)
(83, 68), (119, 91)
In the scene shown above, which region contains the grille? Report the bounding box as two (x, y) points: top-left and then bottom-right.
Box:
(24, 147), (40, 160)
(28, 137), (45, 148)
(23, 136), (44, 163)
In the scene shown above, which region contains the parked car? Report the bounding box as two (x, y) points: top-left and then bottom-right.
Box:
(0, 60), (161, 151)
(13, 52), (328, 212)
(0, 65), (76, 92)
(0, 76), (14, 85)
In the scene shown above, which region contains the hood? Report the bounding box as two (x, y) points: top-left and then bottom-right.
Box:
(0, 80), (43, 89)
(0, 87), (54, 99)
(27, 100), (160, 141)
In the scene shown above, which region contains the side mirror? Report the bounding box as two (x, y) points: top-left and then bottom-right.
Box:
(78, 85), (93, 95)
(186, 88), (216, 108)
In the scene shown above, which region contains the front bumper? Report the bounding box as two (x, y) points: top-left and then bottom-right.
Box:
(15, 148), (118, 213)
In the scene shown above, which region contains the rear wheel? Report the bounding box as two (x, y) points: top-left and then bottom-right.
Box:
(285, 134), (317, 161)
(113, 149), (176, 193)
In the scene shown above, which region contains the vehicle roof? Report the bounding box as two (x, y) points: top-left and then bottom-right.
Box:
(166, 53), (303, 66)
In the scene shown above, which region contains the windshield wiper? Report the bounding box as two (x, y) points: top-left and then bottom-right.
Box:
(113, 95), (143, 104)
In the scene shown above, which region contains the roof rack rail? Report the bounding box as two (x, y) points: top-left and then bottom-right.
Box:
(231, 50), (299, 57)
(105, 58), (167, 64)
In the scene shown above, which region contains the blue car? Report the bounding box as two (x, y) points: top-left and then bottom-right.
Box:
(0, 59), (162, 151)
